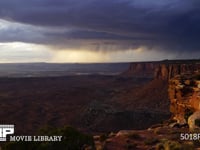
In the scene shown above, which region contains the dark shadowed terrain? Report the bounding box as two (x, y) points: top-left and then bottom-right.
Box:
(0, 63), (170, 135)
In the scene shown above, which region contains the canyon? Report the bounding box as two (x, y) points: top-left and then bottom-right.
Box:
(99, 60), (200, 149)
(1, 60), (200, 149)
(125, 60), (200, 129)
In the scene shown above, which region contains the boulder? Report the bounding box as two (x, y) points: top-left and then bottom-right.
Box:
(188, 111), (200, 131)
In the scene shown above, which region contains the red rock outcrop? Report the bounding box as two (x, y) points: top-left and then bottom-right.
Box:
(154, 63), (200, 80)
(124, 60), (200, 128)
(169, 74), (200, 126)
(122, 62), (158, 77)
(123, 60), (200, 80)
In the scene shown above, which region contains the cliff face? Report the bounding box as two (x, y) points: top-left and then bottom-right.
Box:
(122, 62), (157, 77)
(154, 63), (200, 80)
(168, 74), (200, 127)
(124, 60), (200, 129)
(123, 61), (200, 80)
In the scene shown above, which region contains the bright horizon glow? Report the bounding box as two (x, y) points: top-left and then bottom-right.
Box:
(0, 42), (52, 63)
(0, 42), (152, 63)
(0, 42), (199, 63)
(50, 50), (110, 63)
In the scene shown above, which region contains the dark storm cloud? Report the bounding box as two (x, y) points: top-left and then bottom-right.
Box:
(0, 0), (200, 52)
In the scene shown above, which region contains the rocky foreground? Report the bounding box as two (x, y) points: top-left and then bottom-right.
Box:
(93, 122), (196, 150)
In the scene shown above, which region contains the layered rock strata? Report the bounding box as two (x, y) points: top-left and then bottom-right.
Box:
(123, 60), (200, 80)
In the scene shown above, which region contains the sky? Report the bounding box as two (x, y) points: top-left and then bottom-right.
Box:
(0, 0), (200, 63)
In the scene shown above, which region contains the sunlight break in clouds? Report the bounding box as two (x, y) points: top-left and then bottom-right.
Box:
(50, 50), (110, 63)
(0, 41), (111, 63)
(0, 0), (200, 62)
(1, 42), (198, 63)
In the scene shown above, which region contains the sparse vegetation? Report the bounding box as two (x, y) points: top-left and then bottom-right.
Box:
(2, 62), (200, 149)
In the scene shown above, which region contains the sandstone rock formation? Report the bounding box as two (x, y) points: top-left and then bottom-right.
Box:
(123, 60), (200, 80)
(123, 60), (200, 130)
(122, 62), (157, 77)
(154, 63), (200, 80)
(188, 111), (200, 131)
(168, 73), (200, 129)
